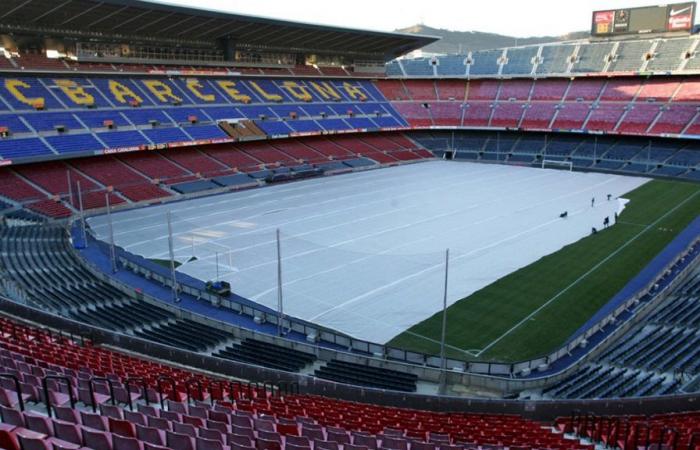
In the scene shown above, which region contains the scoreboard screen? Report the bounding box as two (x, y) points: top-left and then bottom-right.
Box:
(592, 2), (695, 36)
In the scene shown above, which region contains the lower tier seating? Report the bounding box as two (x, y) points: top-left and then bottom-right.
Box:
(0, 133), (430, 218)
(0, 314), (593, 450)
(315, 360), (418, 393)
(213, 339), (316, 372)
(410, 130), (700, 180)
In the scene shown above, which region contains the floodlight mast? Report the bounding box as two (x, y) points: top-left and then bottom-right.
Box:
(76, 180), (87, 248)
(106, 193), (117, 273)
(277, 228), (284, 337)
(166, 211), (179, 303)
(439, 248), (450, 394)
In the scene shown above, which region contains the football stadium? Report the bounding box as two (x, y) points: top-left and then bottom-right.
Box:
(1, 0), (700, 447)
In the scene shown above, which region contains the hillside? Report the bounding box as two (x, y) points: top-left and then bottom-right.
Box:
(397, 24), (589, 54)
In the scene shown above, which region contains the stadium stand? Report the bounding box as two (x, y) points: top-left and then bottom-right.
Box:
(435, 55), (467, 76)
(543, 267), (700, 399)
(501, 47), (538, 75)
(535, 44), (575, 75)
(556, 411), (700, 450)
(315, 360), (418, 392)
(569, 42), (616, 74)
(647, 38), (695, 71)
(0, 308), (625, 450)
(410, 130), (700, 178)
(381, 76), (700, 139)
(608, 40), (654, 72)
(395, 36), (700, 77)
(214, 339), (316, 372)
(468, 49), (503, 76)
(2, 0), (700, 418)
(0, 75), (407, 163)
(0, 132), (430, 217)
(400, 58), (435, 76)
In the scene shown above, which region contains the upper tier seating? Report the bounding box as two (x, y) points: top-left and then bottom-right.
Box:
(608, 40), (654, 72)
(400, 58), (434, 76)
(396, 36), (700, 77)
(4, 75), (700, 167)
(535, 44), (575, 75)
(647, 38), (695, 71)
(501, 47), (538, 75)
(435, 55), (467, 76)
(0, 75), (403, 162)
(387, 77), (700, 139)
(468, 49), (503, 76)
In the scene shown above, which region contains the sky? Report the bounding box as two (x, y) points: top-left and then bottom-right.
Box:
(153, 0), (698, 38)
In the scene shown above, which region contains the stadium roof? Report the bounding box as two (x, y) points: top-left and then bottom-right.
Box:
(0, 0), (440, 57)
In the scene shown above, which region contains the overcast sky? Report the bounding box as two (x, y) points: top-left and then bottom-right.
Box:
(152, 0), (698, 37)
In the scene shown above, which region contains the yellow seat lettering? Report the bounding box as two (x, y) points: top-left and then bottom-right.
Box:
(309, 81), (341, 100)
(280, 81), (312, 102)
(248, 81), (282, 102)
(342, 82), (368, 101)
(216, 80), (251, 104)
(109, 80), (143, 105)
(5, 79), (44, 108)
(186, 79), (215, 102)
(54, 79), (94, 106)
(142, 80), (182, 103)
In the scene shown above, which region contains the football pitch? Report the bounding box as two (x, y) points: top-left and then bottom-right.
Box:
(89, 161), (645, 344)
(389, 178), (700, 363)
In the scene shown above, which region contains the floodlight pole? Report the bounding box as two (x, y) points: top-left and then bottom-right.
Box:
(543, 134), (548, 160)
(439, 248), (450, 394)
(594, 136), (598, 162)
(66, 170), (73, 207)
(106, 193), (117, 273)
(276, 228), (284, 337)
(496, 132), (500, 162)
(76, 180), (87, 248)
(215, 251), (220, 281)
(166, 211), (179, 303)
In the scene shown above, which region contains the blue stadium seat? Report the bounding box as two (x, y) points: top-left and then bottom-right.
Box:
(142, 127), (190, 144)
(97, 130), (149, 148)
(502, 47), (537, 75)
(256, 120), (293, 136)
(286, 120), (323, 133)
(182, 125), (228, 140)
(22, 112), (85, 132)
(0, 114), (32, 134)
(0, 137), (53, 159)
(45, 133), (102, 154)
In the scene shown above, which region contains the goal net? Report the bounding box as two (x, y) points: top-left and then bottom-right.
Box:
(541, 159), (573, 171)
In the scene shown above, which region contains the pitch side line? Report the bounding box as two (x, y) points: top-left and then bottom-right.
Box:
(475, 188), (700, 358)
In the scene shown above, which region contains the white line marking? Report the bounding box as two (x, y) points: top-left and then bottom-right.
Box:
(475, 187), (700, 357)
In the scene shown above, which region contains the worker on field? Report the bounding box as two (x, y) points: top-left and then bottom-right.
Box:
(591, 197), (595, 207)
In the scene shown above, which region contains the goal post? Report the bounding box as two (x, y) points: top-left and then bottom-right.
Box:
(541, 159), (573, 171)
